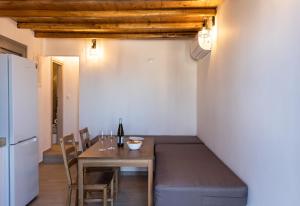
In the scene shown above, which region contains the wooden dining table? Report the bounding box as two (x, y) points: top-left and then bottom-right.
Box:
(78, 137), (154, 206)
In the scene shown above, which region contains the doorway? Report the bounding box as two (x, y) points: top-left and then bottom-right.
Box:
(42, 56), (79, 163)
(51, 61), (63, 145)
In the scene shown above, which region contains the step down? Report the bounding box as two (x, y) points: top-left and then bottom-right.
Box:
(43, 144), (80, 164)
(43, 144), (63, 164)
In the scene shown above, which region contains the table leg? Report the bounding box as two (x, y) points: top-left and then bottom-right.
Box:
(148, 160), (153, 206)
(78, 160), (84, 206)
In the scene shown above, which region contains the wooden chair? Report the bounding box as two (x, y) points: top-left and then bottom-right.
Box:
(79, 128), (119, 195)
(79, 128), (92, 151)
(60, 134), (114, 206)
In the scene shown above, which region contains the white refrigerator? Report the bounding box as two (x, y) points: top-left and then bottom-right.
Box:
(0, 54), (39, 206)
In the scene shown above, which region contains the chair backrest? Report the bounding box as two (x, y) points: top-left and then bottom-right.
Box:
(60, 134), (78, 187)
(79, 127), (91, 151)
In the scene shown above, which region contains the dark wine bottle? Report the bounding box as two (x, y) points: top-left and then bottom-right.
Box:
(117, 118), (124, 147)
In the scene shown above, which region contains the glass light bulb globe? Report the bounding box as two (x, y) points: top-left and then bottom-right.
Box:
(198, 27), (212, 51)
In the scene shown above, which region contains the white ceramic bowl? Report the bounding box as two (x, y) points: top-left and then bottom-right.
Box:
(129, 136), (144, 141)
(127, 140), (142, 150)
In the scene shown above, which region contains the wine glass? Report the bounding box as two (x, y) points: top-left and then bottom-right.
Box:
(99, 130), (106, 151)
(107, 130), (115, 150)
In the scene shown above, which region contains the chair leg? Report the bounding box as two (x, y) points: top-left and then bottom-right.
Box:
(103, 187), (108, 206)
(110, 179), (114, 206)
(75, 188), (78, 206)
(67, 187), (72, 206)
(114, 168), (119, 197)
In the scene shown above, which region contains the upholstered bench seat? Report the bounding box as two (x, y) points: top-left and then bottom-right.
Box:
(155, 144), (248, 206)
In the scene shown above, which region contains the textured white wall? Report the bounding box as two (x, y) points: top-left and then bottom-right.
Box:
(45, 39), (197, 137)
(0, 18), (42, 60)
(197, 0), (300, 205)
(37, 57), (52, 162)
(37, 56), (79, 160)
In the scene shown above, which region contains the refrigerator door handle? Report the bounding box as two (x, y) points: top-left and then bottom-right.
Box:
(11, 136), (37, 145)
(0, 137), (6, 147)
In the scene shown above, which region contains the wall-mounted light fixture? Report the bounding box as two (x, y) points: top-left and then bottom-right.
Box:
(191, 16), (216, 60)
(198, 17), (215, 51)
(89, 39), (97, 56)
(87, 39), (104, 60)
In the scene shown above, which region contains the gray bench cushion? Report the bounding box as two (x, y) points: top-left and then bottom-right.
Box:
(155, 144), (247, 206)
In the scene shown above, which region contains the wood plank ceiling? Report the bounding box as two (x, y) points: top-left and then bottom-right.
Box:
(0, 0), (221, 39)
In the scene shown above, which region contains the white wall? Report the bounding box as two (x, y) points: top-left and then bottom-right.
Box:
(45, 39), (197, 137)
(197, 0), (300, 205)
(52, 57), (80, 140)
(0, 18), (42, 60)
(37, 56), (79, 159)
(37, 57), (52, 162)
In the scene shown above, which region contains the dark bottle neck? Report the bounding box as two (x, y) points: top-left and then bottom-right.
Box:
(117, 123), (124, 137)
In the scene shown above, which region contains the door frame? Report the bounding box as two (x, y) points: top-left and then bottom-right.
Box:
(51, 59), (63, 144)
(0, 34), (27, 57)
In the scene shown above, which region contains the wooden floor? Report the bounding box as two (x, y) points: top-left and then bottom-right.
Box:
(29, 164), (148, 206)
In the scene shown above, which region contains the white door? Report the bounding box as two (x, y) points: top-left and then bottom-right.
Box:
(0, 55), (10, 206)
(9, 55), (37, 144)
(10, 137), (39, 206)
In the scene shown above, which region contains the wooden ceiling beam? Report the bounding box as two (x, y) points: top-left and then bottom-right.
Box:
(33, 28), (199, 33)
(4, 1), (221, 39)
(0, 8), (216, 18)
(13, 16), (205, 24)
(34, 31), (197, 39)
(18, 22), (203, 33)
(0, 1), (222, 11)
